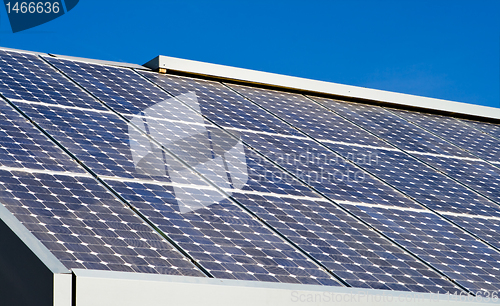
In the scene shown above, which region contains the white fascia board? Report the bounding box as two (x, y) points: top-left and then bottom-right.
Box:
(54, 273), (72, 306)
(74, 269), (495, 306)
(144, 55), (500, 121)
(0, 202), (70, 274)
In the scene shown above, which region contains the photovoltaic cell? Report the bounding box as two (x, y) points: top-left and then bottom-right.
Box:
(300, 96), (500, 286)
(231, 192), (459, 292)
(0, 100), (83, 173)
(310, 97), (471, 158)
(332, 145), (500, 250)
(226, 84), (390, 149)
(236, 88), (500, 220)
(9, 59), (340, 286)
(40, 56), (463, 291)
(0, 170), (204, 276)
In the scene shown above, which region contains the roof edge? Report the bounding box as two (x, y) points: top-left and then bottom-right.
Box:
(74, 269), (490, 306)
(144, 55), (500, 122)
(0, 202), (70, 274)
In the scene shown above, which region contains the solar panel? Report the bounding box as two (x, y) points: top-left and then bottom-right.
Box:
(2, 48), (500, 296)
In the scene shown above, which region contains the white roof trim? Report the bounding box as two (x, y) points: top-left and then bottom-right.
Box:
(144, 55), (500, 121)
(0, 202), (70, 274)
(74, 269), (490, 306)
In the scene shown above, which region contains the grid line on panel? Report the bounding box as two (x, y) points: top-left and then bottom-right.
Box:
(298, 96), (500, 254)
(136, 71), (471, 294)
(42, 57), (348, 287)
(405, 151), (484, 162)
(10, 98), (115, 115)
(0, 164), (91, 178)
(0, 83), (213, 278)
(339, 200), (500, 221)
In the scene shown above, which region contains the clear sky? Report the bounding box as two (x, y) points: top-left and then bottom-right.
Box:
(0, 0), (499, 108)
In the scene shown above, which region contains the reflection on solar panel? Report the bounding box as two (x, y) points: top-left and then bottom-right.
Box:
(0, 72), (203, 276)
(2, 48), (500, 301)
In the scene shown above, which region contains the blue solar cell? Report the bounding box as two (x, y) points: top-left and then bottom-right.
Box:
(0, 167), (204, 276)
(227, 84), (390, 148)
(21, 53), (499, 293)
(175, 83), (500, 293)
(230, 192), (460, 292)
(138, 73), (419, 208)
(415, 154), (500, 204)
(331, 145), (500, 216)
(331, 145), (500, 252)
(0, 87), (206, 276)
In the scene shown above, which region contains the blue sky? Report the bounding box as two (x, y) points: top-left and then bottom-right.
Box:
(0, 0), (499, 108)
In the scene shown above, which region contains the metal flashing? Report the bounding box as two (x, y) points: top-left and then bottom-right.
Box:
(73, 269), (494, 306)
(0, 202), (70, 274)
(143, 55), (500, 122)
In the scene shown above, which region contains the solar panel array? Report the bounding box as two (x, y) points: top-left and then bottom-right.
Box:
(1, 49), (500, 295)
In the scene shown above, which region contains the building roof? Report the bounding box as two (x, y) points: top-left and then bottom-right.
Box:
(1, 47), (500, 305)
